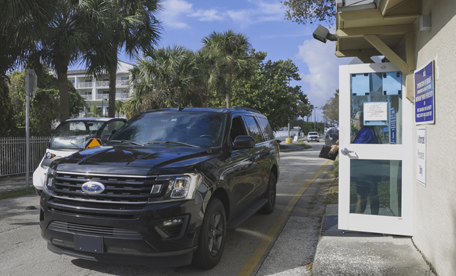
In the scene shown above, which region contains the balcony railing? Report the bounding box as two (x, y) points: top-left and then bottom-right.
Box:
(75, 79), (129, 90)
(96, 81), (109, 87)
(96, 93), (130, 100)
(76, 82), (93, 89)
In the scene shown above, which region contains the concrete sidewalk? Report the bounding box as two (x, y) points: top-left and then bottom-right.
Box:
(312, 204), (434, 276)
(0, 174), (33, 194)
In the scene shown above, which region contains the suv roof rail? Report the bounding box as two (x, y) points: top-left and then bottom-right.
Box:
(233, 106), (261, 113)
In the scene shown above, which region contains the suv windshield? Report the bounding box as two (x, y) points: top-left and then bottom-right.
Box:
(111, 111), (225, 147)
(309, 132), (318, 136)
(49, 121), (105, 150)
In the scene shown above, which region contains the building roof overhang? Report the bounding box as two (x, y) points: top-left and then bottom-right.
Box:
(336, 0), (422, 101)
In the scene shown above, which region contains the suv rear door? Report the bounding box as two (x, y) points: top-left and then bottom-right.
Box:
(242, 115), (271, 199)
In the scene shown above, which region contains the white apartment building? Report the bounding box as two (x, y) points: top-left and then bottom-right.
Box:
(67, 61), (134, 117)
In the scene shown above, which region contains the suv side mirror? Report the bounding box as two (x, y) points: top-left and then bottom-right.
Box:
(233, 135), (255, 150)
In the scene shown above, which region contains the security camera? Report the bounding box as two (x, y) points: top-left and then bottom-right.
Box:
(313, 25), (338, 43)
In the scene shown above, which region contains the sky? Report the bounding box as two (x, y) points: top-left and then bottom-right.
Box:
(117, 0), (354, 121)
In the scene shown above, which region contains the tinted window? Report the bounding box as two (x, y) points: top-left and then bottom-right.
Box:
(244, 116), (264, 143)
(112, 111), (225, 147)
(230, 116), (248, 142)
(256, 117), (274, 141)
(101, 120), (125, 136)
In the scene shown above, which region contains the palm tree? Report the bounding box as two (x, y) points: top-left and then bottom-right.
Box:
(0, 0), (57, 133)
(83, 0), (162, 118)
(129, 46), (202, 113)
(29, 0), (112, 122)
(0, 0), (57, 76)
(202, 30), (254, 108)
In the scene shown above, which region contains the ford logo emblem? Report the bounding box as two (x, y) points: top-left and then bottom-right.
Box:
(81, 181), (105, 194)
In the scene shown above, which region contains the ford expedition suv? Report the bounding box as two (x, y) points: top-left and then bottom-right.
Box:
(40, 107), (280, 269)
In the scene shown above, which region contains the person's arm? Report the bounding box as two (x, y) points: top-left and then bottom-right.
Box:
(329, 140), (339, 155)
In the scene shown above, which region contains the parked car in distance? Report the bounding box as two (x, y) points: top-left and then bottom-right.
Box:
(307, 131), (320, 142)
(40, 107), (280, 269)
(33, 117), (126, 194)
(325, 127), (339, 147)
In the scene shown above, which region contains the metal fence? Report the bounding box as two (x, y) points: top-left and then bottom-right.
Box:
(0, 137), (50, 177)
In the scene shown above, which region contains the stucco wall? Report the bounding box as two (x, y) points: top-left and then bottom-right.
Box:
(413, 1), (456, 275)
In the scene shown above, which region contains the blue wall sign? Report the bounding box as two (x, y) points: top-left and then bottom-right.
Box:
(415, 60), (435, 124)
(390, 107), (396, 144)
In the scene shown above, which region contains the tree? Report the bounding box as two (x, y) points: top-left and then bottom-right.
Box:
(30, 0), (112, 123)
(202, 30), (254, 108)
(115, 100), (124, 118)
(8, 69), (86, 136)
(132, 46), (201, 107)
(282, 0), (335, 25)
(0, 0), (57, 136)
(321, 90), (339, 125)
(227, 51), (312, 130)
(90, 104), (101, 117)
(83, 0), (162, 118)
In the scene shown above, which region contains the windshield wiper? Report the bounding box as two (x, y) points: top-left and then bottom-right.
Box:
(109, 140), (144, 146)
(146, 141), (201, 148)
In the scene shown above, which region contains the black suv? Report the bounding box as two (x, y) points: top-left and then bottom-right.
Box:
(40, 107), (280, 269)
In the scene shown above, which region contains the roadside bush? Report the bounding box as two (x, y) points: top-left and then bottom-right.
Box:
(333, 160), (339, 178)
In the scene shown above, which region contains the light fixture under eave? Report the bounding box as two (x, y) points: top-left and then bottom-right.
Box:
(313, 25), (339, 43)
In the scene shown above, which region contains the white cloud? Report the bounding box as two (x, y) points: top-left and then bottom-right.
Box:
(297, 39), (350, 109)
(227, 0), (284, 27)
(160, 0), (194, 29)
(190, 9), (224, 21)
(159, 0), (284, 30)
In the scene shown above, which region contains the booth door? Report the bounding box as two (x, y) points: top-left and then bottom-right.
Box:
(338, 63), (413, 236)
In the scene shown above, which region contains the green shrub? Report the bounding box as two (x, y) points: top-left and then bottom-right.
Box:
(333, 160), (339, 178)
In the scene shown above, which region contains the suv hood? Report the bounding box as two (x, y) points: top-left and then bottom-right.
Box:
(53, 145), (217, 175)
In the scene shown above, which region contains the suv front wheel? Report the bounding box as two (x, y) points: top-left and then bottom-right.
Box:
(192, 198), (226, 269)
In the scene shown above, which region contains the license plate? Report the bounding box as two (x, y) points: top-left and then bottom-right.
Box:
(74, 234), (103, 253)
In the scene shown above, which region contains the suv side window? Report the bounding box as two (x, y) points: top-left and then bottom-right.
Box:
(243, 116), (264, 143)
(256, 117), (274, 141)
(230, 116), (248, 143)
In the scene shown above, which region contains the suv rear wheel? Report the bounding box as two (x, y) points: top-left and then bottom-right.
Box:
(192, 198), (226, 269)
(259, 173), (276, 214)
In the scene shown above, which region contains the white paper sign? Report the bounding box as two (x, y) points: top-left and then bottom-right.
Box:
(417, 128), (426, 186)
(363, 102), (388, 121)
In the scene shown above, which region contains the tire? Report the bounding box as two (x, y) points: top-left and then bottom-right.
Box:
(259, 173), (277, 214)
(192, 198), (226, 269)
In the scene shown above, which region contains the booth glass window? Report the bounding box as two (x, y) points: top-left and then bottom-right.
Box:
(350, 160), (402, 217)
(350, 72), (402, 144)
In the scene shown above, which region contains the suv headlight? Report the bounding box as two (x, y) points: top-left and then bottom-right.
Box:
(44, 168), (57, 192)
(154, 173), (202, 202)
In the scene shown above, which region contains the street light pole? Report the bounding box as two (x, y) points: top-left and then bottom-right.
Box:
(313, 107), (318, 131)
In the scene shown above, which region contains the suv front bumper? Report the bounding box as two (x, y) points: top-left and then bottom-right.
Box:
(40, 194), (203, 267)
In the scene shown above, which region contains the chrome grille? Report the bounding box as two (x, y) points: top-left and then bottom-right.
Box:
(51, 172), (166, 204)
(49, 221), (142, 238)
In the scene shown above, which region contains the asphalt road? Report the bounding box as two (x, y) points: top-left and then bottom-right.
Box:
(0, 142), (331, 276)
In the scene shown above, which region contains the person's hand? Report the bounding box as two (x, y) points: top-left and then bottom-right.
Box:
(329, 144), (339, 155)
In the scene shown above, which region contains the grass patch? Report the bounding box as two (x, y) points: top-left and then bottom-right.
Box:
(324, 177), (338, 204)
(279, 138), (311, 150)
(0, 188), (36, 200)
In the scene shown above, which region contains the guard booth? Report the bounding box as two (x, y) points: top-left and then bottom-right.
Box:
(338, 62), (413, 236)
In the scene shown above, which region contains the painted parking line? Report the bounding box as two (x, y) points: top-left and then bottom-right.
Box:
(237, 160), (331, 276)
